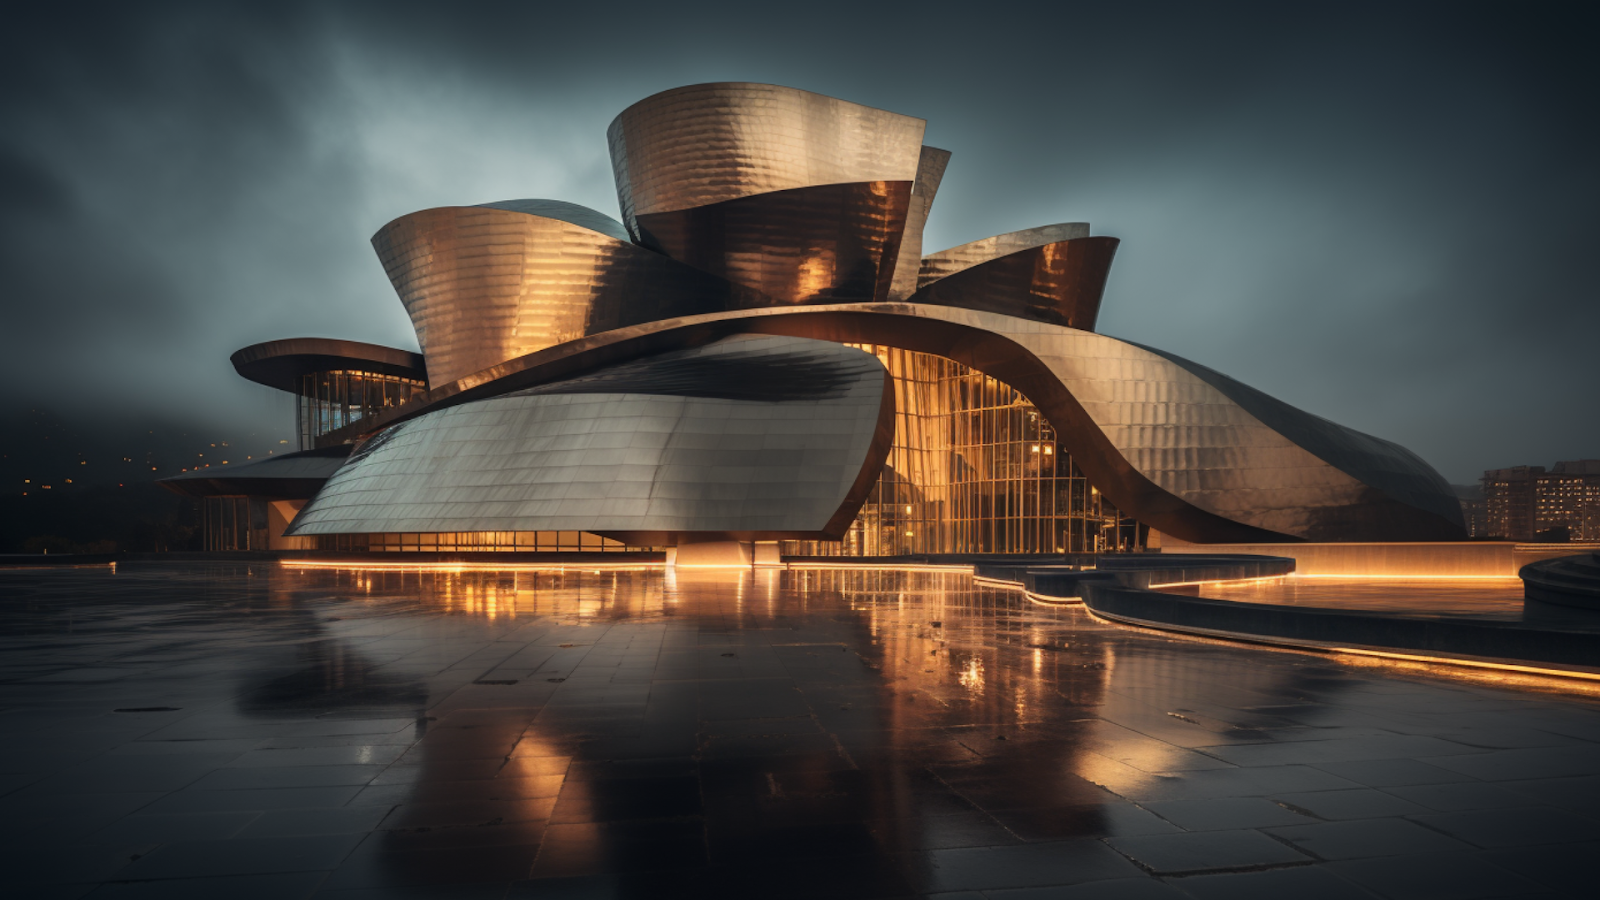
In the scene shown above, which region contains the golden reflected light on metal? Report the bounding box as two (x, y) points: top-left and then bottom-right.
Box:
(915, 226), (1117, 331)
(887, 146), (952, 301)
(372, 202), (740, 387)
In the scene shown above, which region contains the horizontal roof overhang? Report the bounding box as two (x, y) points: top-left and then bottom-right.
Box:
(158, 446), (352, 499)
(231, 338), (427, 392)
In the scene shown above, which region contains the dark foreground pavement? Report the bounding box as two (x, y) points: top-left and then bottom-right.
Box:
(1, 562), (1598, 898)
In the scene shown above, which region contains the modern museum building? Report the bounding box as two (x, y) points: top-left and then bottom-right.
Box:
(162, 83), (1468, 560)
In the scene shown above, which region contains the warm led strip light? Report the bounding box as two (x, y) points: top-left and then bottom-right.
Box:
(1289, 573), (1523, 581)
(1084, 605), (1600, 684)
(1147, 574), (1289, 589)
(970, 574), (1030, 587)
(785, 562), (975, 573)
(0, 562), (117, 571)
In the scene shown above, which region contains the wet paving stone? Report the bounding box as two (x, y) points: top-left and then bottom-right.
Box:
(2, 561), (1599, 897)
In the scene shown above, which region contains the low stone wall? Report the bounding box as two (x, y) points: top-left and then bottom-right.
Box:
(1082, 582), (1600, 669)
(1522, 552), (1600, 611)
(1155, 540), (1600, 578)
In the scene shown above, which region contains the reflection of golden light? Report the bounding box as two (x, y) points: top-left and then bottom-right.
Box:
(958, 655), (985, 694)
(1148, 575), (1287, 589)
(1293, 574), (1523, 581)
(794, 253), (834, 299)
(786, 562), (973, 574)
(1082, 604), (1600, 689)
(280, 560), (660, 573)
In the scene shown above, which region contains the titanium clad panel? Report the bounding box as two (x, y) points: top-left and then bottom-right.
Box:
(371, 204), (744, 387)
(287, 336), (893, 539)
(473, 199), (631, 242)
(1130, 341), (1465, 528)
(887, 147), (953, 301)
(633, 181), (912, 304)
(919, 223), (1092, 287)
(607, 82), (926, 230)
(910, 236), (1118, 332)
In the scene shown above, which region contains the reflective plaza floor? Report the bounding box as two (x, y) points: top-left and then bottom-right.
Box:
(3, 563), (1599, 899)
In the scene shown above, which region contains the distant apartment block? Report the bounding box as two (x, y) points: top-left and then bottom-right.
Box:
(1453, 483), (1488, 538)
(1482, 460), (1600, 541)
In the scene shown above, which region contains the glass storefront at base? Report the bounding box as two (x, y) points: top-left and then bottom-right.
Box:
(311, 532), (657, 553)
(783, 345), (1143, 557)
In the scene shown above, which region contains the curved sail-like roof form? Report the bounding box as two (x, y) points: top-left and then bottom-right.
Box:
(214, 82), (1467, 547)
(919, 223), (1091, 286)
(285, 336), (894, 543)
(474, 199), (631, 242)
(912, 232), (1119, 331)
(607, 83), (926, 304)
(607, 82), (926, 226)
(371, 202), (744, 387)
(887, 146), (953, 301)
(1132, 342), (1466, 528)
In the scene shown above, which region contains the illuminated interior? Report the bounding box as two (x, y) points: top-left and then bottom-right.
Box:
(204, 496), (268, 551)
(297, 369), (426, 451)
(311, 531), (652, 553)
(784, 345), (1143, 556)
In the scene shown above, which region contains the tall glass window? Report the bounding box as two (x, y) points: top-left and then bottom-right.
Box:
(784, 345), (1143, 556)
(311, 532), (656, 553)
(297, 370), (426, 450)
(204, 496), (269, 551)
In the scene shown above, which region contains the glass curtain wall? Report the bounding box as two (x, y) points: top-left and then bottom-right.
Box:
(313, 532), (654, 553)
(204, 496), (269, 551)
(784, 345), (1142, 557)
(298, 370), (426, 450)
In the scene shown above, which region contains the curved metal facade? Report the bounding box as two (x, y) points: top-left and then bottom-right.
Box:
(607, 82), (926, 229)
(919, 223), (1091, 287)
(912, 234), (1118, 331)
(220, 82), (1466, 548)
(633, 181), (911, 304)
(285, 336), (895, 543)
(371, 203), (740, 387)
(608, 83), (925, 305)
(160, 446), (351, 500)
(887, 146), (953, 301)
(297, 302), (1465, 543)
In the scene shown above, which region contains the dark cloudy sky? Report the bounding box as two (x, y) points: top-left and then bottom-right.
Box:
(2, 1), (1594, 483)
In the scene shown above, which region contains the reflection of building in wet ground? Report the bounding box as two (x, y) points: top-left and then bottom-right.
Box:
(4, 563), (1600, 897)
